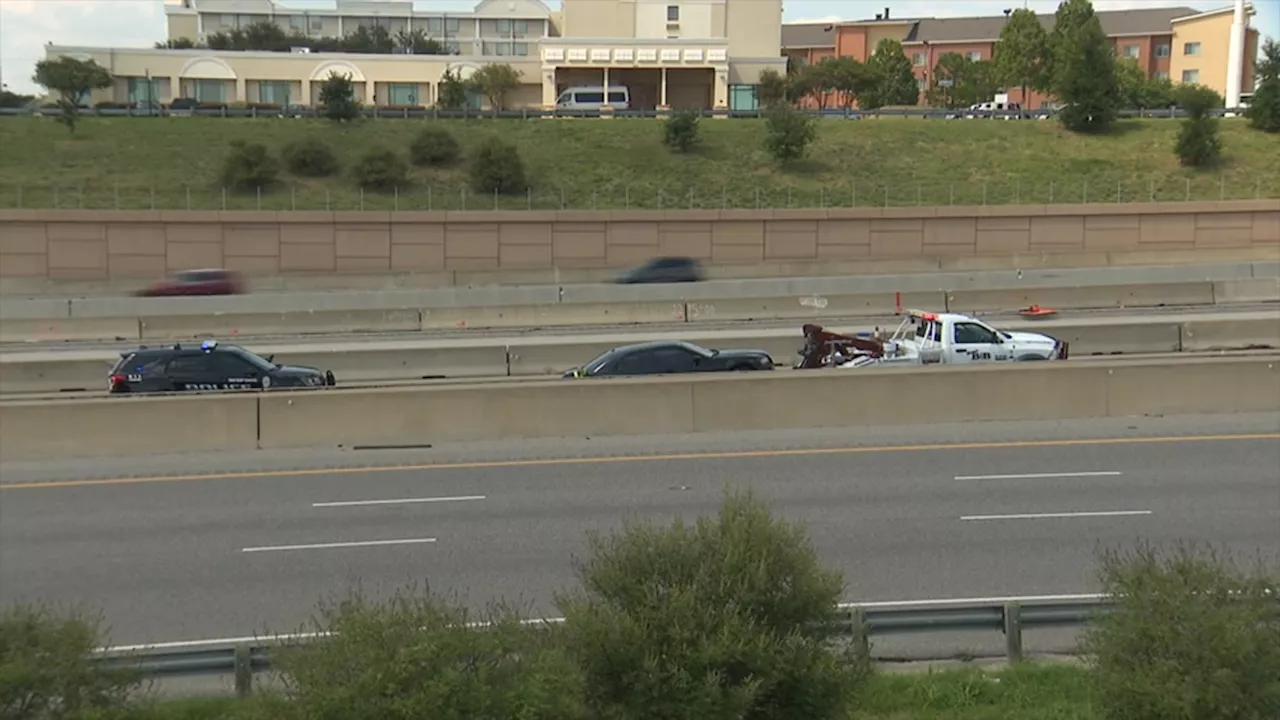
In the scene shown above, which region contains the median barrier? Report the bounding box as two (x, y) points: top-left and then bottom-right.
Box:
(0, 357), (116, 393)
(1213, 278), (1280, 304)
(137, 310), (423, 340)
(280, 345), (512, 381)
(946, 282), (1218, 314)
(683, 292), (946, 323)
(419, 301), (688, 330)
(1103, 358), (1280, 416)
(0, 393), (259, 460)
(0, 317), (141, 343)
(1179, 317), (1280, 352)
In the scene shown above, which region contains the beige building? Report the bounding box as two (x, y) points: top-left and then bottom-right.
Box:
(48, 0), (786, 112)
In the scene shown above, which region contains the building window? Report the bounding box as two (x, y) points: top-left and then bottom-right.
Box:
(912, 52), (926, 66)
(1181, 69), (1199, 83)
(513, 42), (529, 56)
(236, 14), (254, 27)
(495, 42), (510, 56)
(729, 84), (758, 112)
(287, 15), (305, 30)
(1155, 43), (1170, 57)
(966, 51), (981, 61)
(193, 79), (225, 103)
(916, 76), (927, 90)
(387, 83), (418, 105)
(426, 17), (461, 34)
(127, 77), (160, 105)
(258, 81), (291, 105)
(1123, 45), (1139, 58)
(1154, 70), (1169, 80)
(496, 19), (529, 35)
(1184, 42), (1201, 56)
(667, 5), (679, 21)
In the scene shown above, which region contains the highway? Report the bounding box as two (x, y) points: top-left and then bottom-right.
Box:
(2, 413), (1278, 651)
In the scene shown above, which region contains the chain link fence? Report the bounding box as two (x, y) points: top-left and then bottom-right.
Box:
(1, 177), (1275, 213)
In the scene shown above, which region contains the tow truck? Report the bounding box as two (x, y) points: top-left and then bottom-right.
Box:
(796, 309), (1069, 369)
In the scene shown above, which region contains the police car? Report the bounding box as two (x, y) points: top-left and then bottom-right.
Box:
(107, 340), (336, 394)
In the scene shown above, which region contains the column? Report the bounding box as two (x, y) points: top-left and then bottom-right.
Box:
(601, 66), (612, 117)
(300, 79), (312, 106)
(234, 77), (247, 103)
(366, 80), (377, 106)
(541, 67), (557, 110)
(659, 67), (668, 110)
(169, 76), (182, 102)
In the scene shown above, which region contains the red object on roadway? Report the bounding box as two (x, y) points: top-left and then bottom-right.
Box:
(136, 269), (244, 297)
(1019, 304), (1057, 317)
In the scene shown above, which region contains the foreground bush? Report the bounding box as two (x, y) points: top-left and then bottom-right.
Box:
(556, 489), (865, 720)
(249, 590), (586, 720)
(1083, 543), (1280, 720)
(469, 137), (528, 195)
(662, 110), (700, 153)
(350, 147), (408, 192)
(219, 140), (278, 193)
(281, 137), (339, 178)
(0, 603), (141, 719)
(408, 126), (461, 167)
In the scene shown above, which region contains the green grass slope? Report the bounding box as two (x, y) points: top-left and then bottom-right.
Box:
(2, 115), (1277, 211)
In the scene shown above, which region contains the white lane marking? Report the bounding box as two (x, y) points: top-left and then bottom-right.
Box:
(954, 471), (1123, 481)
(241, 538), (437, 553)
(312, 495), (486, 508)
(960, 510), (1152, 521)
(100, 592), (1107, 652)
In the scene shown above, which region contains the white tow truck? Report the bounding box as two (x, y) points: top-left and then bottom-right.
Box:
(796, 309), (1069, 369)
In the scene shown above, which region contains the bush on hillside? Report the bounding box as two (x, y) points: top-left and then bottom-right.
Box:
(1173, 85), (1224, 167)
(1082, 542), (1280, 720)
(317, 70), (360, 122)
(350, 147), (408, 192)
(662, 110), (700, 153)
(220, 140), (279, 193)
(763, 105), (817, 165)
(1247, 38), (1280, 133)
(281, 137), (339, 177)
(556, 489), (865, 720)
(468, 137), (527, 195)
(0, 603), (142, 718)
(408, 126), (461, 167)
(246, 589), (587, 720)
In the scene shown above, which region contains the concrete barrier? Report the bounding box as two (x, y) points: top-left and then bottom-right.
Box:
(0, 317), (141, 343)
(1180, 318), (1280, 351)
(137, 310), (423, 340)
(683, 292), (946, 323)
(0, 393), (259, 460)
(420, 302), (688, 330)
(946, 282), (1218, 314)
(1213, 278), (1280, 304)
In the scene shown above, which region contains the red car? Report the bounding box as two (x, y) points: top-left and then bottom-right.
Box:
(136, 269), (245, 297)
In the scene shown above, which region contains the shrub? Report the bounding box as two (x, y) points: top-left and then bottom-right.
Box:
(662, 110), (700, 153)
(1173, 85), (1223, 167)
(350, 147), (408, 192)
(1246, 39), (1280, 133)
(219, 139), (279, 193)
(556, 489), (865, 720)
(317, 70), (360, 122)
(408, 126), (461, 167)
(1082, 543), (1280, 720)
(468, 137), (527, 195)
(282, 137), (339, 177)
(0, 603), (142, 718)
(252, 588), (588, 720)
(763, 105), (817, 165)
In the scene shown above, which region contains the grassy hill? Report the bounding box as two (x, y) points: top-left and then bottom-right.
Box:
(2, 115), (1277, 211)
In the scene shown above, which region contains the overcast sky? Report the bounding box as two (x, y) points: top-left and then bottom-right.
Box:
(2, 0), (1274, 94)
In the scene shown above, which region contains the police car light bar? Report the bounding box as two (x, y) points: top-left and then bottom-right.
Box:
(201, 340), (218, 352)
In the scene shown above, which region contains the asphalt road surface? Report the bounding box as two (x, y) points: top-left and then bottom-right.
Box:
(2, 413), (1278, 655)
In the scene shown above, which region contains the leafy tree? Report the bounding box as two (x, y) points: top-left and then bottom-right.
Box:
(351, 147), (408, 191)
(994, 7), (1050, 110)
(342, 25), (396, 54)
(394, 28), (448, 55)
(763, 105), (817, 165)
(282, 137), (339, 177)
(756, 68), (792, 109)
(1115, 59), (1174, 109)
(1247, 38), (1280, 132)
(1048, 0), (1120, 133)
(863, 38), (919, 108)
(468, 63), (523, 112)
(662, 110), (700, 153)
(220, 140), (280, 192)
(799, 59), (837, 110)
(556, 490), (865, 720)
(469, 137), (528, 195)
(0, 89), (35, 108)
(436, 68), (470, 110)
(32, 56), (113, 134)
(1082, 543), (1280, 720)
(1173, 85), (1224, 167)
(827, 56), (874, 110)
(409, 126), (462, 166)
(154, 37), (197, 49)
(926, 53), (998, 108)
(318, 70), (360, 121)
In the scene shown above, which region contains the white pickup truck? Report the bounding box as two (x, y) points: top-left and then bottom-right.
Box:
(797, 310), (1069, 369)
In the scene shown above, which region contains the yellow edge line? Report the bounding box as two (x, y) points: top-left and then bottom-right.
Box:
(2, 433), (1278, 491)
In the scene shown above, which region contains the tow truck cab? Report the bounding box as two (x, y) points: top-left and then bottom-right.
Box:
(903, 311), (1068, 364)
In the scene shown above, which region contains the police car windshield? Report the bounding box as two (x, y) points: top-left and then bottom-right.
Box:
(232, 347), (278, 371)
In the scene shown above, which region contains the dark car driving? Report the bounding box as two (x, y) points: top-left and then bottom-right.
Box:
(563, 341), (774, 378)
(108, 340), (335, 394)
(615, 257), (704, 284)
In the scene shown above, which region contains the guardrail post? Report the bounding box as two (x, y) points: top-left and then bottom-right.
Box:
(850, 608), (870, 661)
(1002, 602), (1023, 662)
(233, 645), (253, 698)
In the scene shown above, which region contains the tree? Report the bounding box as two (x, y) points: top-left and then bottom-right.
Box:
(220, 140), (280, 192)
(0, 89), (35, 108)
(757, 68), (792, 109)
(468, 63), (523, 113)
(32, 56), (112, 134)
(994, 7), (1050, 111)
(662, 110), (700, 153)
(1173, 85), (1224, 167)
(409, 126), (462, 167)
(282, 137), (340, 177)
(469, 137), (528, 195)
(926, 53), (998, 108)
(1116, 59), (1175, 109)
(1246, 39), (1280, 132)
(394, 28), (448, 55)
(318, 70), (360, 121)
(827, 56), (874, 110)
(1048, 0), (1121, 133)
(863, 38), (919, 108)
(436, 68), (470, 110)
(764, 105), (817, 165)
(556, 490), (864, 720)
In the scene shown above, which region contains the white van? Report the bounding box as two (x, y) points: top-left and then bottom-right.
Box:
(555, 85), (630, 110)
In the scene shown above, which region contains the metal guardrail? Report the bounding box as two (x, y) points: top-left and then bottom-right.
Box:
(0, 106), (1249, 121)
(89, 595), (1112, 697)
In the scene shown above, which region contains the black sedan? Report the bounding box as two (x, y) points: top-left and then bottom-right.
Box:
(563, 341), (774, 378)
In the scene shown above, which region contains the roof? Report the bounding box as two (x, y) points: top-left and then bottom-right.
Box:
(782, 5), (1211, 49)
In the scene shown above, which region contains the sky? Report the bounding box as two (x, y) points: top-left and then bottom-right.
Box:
(1, 0), (1276, 94)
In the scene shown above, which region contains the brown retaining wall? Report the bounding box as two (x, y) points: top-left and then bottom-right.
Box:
(1, 201), (1277, 280)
